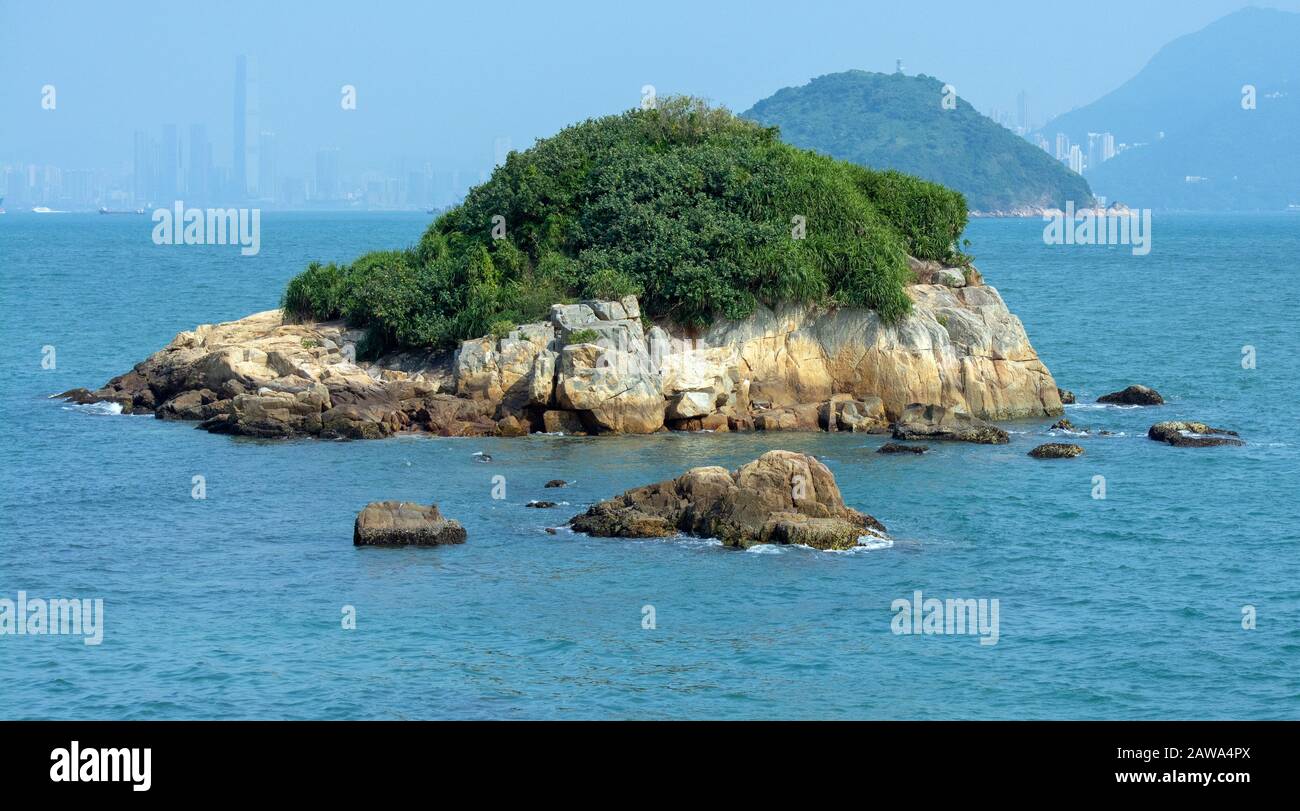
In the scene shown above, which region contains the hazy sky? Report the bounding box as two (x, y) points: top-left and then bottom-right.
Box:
(3, 0), (1297, 175)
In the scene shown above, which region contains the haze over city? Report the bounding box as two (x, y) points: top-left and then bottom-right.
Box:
(2, 0), (1297, 209)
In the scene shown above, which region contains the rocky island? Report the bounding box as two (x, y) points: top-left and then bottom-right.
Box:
(61, 98), (1063, 439)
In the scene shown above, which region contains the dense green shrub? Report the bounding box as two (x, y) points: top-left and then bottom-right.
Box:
(283, 97), (970, 353)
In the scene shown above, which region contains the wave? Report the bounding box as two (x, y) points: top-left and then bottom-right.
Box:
(62, 401), (123, 416)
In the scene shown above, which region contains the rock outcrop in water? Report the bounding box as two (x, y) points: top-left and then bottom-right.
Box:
(1148, 421), (1243, 447)
(64, 264), (1062, 439)
(890, 403), (1010, 444)
(569, 450), (885, 551)
(353, 501), (467, 546)
(1098, 385), (1164, 406)
(1029, 442), (1084, 458)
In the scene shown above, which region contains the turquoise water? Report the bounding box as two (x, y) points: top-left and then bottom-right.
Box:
(2, 211), (1297, 719)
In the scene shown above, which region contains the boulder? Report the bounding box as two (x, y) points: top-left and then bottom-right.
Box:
(1057, 388), (1076, 405)
(541, 409), (586, 435)
(1098, 385), (1164, 406)
(877, 442), (928, 454)
(156, 388), (229, 421)
(1148, 421), (1243, 448)
(569, 450), (885, 551)
(200, 383), (330, 438)
(544, 479), (568, 488)
(1028, 442), (1084, 458)
(891, 403), (1009, 444)
(496, 415), (528, 437)
(1050, 418), (1076, 431)
(554, 342), (664, 434)
(835, 397), (888, 433)
(525, 501), (557, 509)
(353, 501), (467, 546)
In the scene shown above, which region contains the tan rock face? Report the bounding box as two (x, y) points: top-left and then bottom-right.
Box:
(353, 501), (467, 546)
(569, 450), (886, 550)
(73, 261), (1062, 439)
(701, 283), (1061, 422)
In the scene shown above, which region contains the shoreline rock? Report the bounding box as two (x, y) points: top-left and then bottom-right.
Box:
(353, 501), (467, 546)
(1148, 421), (1243, 447)
(569, 450), (884, 551)
(877, 442), (928, 454)
(1029, 442), (1084, 458)
(1098, 385), (1164, 406)
(891, 403), (1010, 444)
(62, 264), (1062, 440)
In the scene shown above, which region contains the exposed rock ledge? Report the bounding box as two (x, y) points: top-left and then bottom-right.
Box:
(569, 450), (885, 550)
(61, 260), (1061, 439)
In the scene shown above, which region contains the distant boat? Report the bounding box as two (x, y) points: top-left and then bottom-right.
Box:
(32, 206), (66, 214)
(1287, 203), (1300, 212)
(99, 207), (146, 215)
(0, 195), (5, 214)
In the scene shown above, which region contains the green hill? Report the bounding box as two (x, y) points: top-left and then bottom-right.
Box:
(743, 70), (1094, 211)
(283, 97), (968, 354)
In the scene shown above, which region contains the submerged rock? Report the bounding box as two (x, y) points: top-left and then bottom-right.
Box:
(1148, 421), (1243, 447)
(569, 450), (884, 551)
(1098, 385), (1164, 406)
(1028, 442), (1084, 458)
(877, 442), (928, 454)
(353, 501), (467, 546)
(891, 403), (1009, 444)
(544, 479), (568, 488)
(525, 501), (557, 509)
(1050, 418), (1076, 431)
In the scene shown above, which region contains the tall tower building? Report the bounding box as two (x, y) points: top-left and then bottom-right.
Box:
(133, 130), (155, 207)
(188, 124), (211, 201)
(315, 148), (340, 201)
(1055, 133), (1069, 161)
(258, 131), (277, 202)
(233, 55), (260, 198)
(159, 124), (180, 201)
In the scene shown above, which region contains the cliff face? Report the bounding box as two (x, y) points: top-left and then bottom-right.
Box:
(64, 261), (1061, 439)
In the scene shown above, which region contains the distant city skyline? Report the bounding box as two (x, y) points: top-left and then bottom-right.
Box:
(3, 57), (493, 211)
(5, 1), (1297, 209)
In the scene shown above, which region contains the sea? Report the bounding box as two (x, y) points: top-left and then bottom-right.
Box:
(1, 211), (1297, 719)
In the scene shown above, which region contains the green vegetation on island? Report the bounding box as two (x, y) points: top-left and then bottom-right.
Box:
(284, 97), (968, 354)
(743, 71), (1094, 212)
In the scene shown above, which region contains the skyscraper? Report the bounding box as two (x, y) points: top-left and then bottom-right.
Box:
(188, 124), (211, 201)
(258, 131), (277, 202)
(233, 55), (259, 198)
(1086, 133), (1101, 174)
(132, 130), (154, 206)
(1068, 144), (1084, 175)
(315, 148), (340, 201)
(159, 124), (180, 201)
(1055, 133), (1069, 161)
(1016, 90), (1029, 130)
